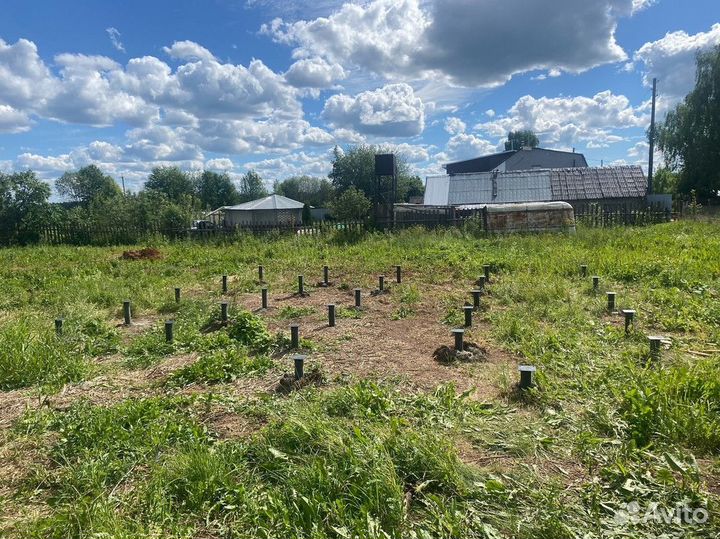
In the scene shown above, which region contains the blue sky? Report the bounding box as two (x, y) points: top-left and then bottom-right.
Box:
(1, 0), (719, 193)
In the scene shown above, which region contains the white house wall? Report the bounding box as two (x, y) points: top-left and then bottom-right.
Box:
(423, 175), (451, 205)
(446, 170), (553, 205)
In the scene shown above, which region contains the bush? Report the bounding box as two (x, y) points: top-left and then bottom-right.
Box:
(226, 311), (271, 352)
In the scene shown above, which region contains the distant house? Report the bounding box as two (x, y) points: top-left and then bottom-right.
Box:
(210, 194), (304, 227)
(424, 166), (648, 207)
(444, 147), (588, 175)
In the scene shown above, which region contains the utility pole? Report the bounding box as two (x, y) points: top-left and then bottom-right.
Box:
(647, 77), (657, 195)
(121, 175), (126, 196)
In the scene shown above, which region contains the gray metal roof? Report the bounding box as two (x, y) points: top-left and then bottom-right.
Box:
(222, 194), (305, 211)
(444, 147), (588, 174)
(424, 165), (647, 206)
(550, 166), (646, 200)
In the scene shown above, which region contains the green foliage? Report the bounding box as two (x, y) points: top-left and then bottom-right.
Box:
(652, 167), (679, 195)
(0, 318), (88, 390)
(194, 170), (239, 210)
(167, 348), (273, 386)
(505, 129), (539, 151)
(329, 144), (424, 203)
(273, 175), (335, 207)
(226, 310), (272, 351)
(330, 186), (371, 221)
(0, 170), (51, 244)
(657, 45), (720, 198)
(239, 169), (268, 203)
(55, 165), (122, 206)
(145, 166), (194, 205)
(620, 359), (720, 453)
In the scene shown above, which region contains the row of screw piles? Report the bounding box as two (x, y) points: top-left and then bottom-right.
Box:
(583, 263), (661, 362)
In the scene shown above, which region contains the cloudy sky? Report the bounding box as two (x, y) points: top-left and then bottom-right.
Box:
(0, 0), (718, 194)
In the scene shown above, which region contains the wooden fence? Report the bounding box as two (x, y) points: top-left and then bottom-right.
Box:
(0, 202), (675, 247)
(572, 200), (672, 227)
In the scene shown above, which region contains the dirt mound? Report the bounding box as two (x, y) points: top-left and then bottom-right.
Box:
(121, 248), (162, 261)
(433, 343), (488, 364)
(277, 367), (325, 394)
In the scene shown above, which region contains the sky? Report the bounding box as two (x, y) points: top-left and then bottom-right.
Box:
(1, 0), (719, 195)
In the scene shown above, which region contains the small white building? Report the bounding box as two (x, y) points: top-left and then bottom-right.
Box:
(211, 194), (304, 227)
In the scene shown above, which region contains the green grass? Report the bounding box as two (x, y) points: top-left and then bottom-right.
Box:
(167, 347), (273, 386)
(1, 221), (720, 537)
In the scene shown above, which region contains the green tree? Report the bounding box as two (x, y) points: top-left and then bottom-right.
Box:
(652, 167), (679, 195)
(504, 130), (540, 151)
(273, 175), (335, 207)
(195, 171), (240, 209)
(56, 165), (121, 205)
(657, 45), (720, 199)
(145, 166), (194, 204)
(239, 170), (268, 202)
(330, 186), (372, 221)
(0, 170), (51, 244)
(328, 145), (422, 203)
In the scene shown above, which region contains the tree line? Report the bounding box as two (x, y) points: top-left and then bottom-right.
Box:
(654, 45), (720, 201)
(0, 144), (424, 244)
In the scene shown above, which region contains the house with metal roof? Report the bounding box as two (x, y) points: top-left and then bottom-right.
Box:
(424, 166), (648, 206)
(444, 147), (588, 175)
(210, 194), (305, 227)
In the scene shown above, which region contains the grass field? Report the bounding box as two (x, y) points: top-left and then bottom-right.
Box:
(0, 221), (719, 538)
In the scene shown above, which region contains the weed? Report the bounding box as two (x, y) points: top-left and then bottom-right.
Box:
(167, 348), (273, 386)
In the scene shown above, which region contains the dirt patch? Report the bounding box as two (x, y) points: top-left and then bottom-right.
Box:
(121, 247), (162, 261)
(433, 343), (488, 364)
(277, 367), (325, 394)
(232, 281), (518, 397)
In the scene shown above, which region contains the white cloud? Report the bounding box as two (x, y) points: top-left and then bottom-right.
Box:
(205, 158), (235, 171)
(243, 150), (333, 180)
(485, 109), (495, 118)
(0, 38), (57, 111)
(0, 105), (31, 133)
(322, 83), (425, 137)
(44, 53), (157, 126)
(627, 140), (648, 158)
(264, 0), (635, 87)
(106, 27), (126, 53)
(633, 23), (720, 109)
(0, 37), (304, 129)
(631, 0), (656, 14)
(475, 90), (646, 147)
(443, 117), (466, 135)
(331, 128), (366, 144)
(380, 142), (432, 163)
(435, 133), (496, 163)
(163, 40), (216, 62)
(285, 57), (345, 88)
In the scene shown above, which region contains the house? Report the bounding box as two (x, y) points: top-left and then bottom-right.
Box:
(210, 194), (304, 227)
(424, 166), (648, 207)
(444, 147), (588, 175)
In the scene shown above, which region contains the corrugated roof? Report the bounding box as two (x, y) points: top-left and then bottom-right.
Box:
(550, 166), (646, 201)
(425, 166), (646, 206)
(222, 194), (305, 211)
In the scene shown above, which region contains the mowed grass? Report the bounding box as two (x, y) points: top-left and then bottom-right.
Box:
(0, 221), (719, 538)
